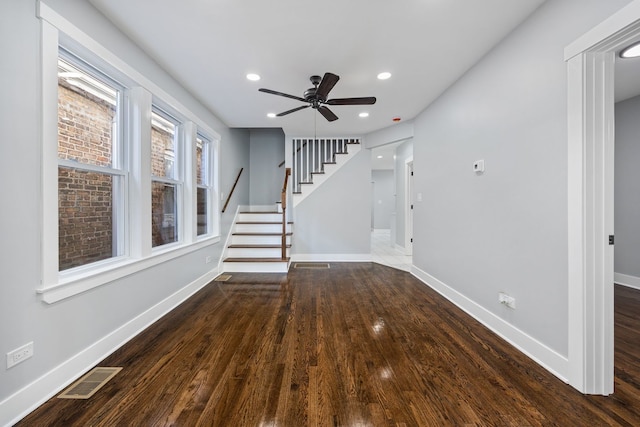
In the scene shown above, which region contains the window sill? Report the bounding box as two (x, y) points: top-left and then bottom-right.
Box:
(37, 236), (220, 304)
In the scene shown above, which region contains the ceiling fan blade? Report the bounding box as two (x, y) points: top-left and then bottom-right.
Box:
(259, 88), (306, 102)
(276, 105), (309, 117)
(316, 73), (340, 99)
(318, 106), (339, 122)
(326, 97), (377, 106)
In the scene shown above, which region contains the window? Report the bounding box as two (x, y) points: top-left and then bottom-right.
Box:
(57, 50), (125, 271)
(151, 109), (182, 247)
(196, 133), (213, 236)
(39, 10), (223, 302)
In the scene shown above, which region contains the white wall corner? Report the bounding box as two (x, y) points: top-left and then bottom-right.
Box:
(410, 265), (569, 383)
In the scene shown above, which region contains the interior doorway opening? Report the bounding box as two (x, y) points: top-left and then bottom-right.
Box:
(566, 0), (640, 395)
(370, 140), (413, 271)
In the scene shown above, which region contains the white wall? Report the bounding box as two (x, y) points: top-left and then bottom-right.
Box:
(615, 95), (640, 281)
(372, 170), (394, 229)
(249, 128), (285, 206)
(411, 0), (632, 364)
(292, 150), (371, 258)
(0, 1), (249, 424)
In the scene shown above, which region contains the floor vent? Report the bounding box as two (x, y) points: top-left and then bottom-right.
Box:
(293, 263), (330, 269)
(58, 367), (122, 399)
(214, 274), (232, 282)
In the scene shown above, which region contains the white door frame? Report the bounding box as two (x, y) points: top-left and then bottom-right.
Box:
(566, 0), (640, 395)
(405, 158), (414, 255)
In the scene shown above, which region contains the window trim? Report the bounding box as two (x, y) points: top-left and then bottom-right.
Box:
(38, 5), (222, 304)
(150, 106), (184, 249)
(196, 132), (217, 238)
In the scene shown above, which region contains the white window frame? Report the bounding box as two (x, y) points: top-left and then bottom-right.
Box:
(195, 132), (218, 238)
(57, 48), (128, 273)
(37, 3), (221, 304)
(150, 106), (184, 250)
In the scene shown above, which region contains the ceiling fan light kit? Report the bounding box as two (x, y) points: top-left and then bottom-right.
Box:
(259, 72), (376, 122)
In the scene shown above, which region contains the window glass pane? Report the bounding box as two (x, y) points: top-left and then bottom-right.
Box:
(151, 112), (177, 179)
(58, 57), (117, 167)
(59, 167), (118, 270)
(196, 136), (205, 185)
(152, 182), (178, 247)
(197, 187), (208, 236)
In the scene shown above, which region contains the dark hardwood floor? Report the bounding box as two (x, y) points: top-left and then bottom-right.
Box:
(17, 263), (640, 426)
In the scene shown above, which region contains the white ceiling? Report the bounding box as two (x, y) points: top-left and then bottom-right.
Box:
(88, 0), (547, 137)
(616, 50), (640, 103)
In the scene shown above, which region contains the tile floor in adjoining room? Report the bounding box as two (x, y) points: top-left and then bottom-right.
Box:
(370, 229), (412, 272)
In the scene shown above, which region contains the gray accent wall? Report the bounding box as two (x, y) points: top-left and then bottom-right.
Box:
(615, 95), (640, 278)
(292, 150), (371, 255)
(249, 128), (285, 206)
(410, 0), (632, 357)
(0, 0), (249, 418)
(372, 170), (394, 229)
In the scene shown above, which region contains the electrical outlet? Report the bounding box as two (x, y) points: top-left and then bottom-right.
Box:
(205, 255), (212, 264)
(7, 342), (34, 369)
(498, 292), (516, 309)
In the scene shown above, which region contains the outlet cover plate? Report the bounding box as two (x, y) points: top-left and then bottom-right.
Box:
(7, 342), (34, 369)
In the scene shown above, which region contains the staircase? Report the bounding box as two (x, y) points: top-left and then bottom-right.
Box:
(222, 208), (292, 273)
(291, 137), (361, 206)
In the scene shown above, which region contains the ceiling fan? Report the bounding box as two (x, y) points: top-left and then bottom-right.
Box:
(259, 72), (376, 122)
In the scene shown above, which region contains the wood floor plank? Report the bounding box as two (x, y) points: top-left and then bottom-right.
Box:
(15, 265), (640, 426)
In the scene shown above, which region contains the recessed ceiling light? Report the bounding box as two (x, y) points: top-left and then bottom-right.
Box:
(267, 113), (276, 118)
(620, 41), (640, 58)
(377, 155), (383, 159)
(246, 73), (261, 81)
(359, 112), (369, 118)
(377, 72), (391, 80)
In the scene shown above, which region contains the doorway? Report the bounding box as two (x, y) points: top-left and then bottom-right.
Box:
(370, 140), (413, 271)
(566, 1), (640, 395)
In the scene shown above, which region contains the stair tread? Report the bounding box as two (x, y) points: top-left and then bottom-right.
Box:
(228, 244), (291, 248)
(236, 221), (292, 224)
(232, 232), (293, 236)
(224, 257), (290, 263)
(239, 211), (280, 214)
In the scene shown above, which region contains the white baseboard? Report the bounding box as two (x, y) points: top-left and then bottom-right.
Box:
(0, 268), (219, 427)
(291, 253), (372, 262)
(410, 265), (569, 383)
(614, 272), (640, 290)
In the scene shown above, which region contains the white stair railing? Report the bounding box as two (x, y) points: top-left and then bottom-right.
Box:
(291, 137), (360, 193)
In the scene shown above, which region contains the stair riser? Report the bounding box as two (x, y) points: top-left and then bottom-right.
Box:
(231, 235), (291, 245)
(227, 248), (289, 258)
(223, 261), (289, 273)
(235, 224), (292, 233)
(237, 213), (283, 222)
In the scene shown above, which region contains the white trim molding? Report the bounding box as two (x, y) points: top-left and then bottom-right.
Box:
(614, 273), (640, 291)
(1, 268), (219, 427)
(411, 266), (569, 382)
(291, 254), (372, 263)
(565, 0), (640, 395)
